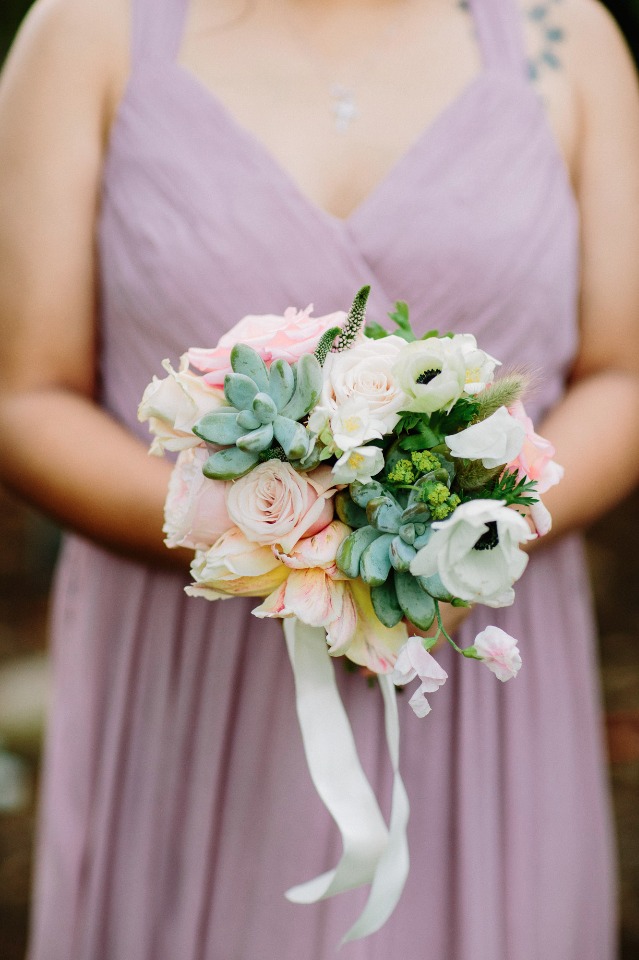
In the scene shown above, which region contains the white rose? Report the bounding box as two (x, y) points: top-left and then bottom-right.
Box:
(473, 625), (522, 681)
(320, 335), (409, 434)
(445, 406), (526, 468)
(226, 461), (337, 552)
(138, 355), (226, 455)
(410, 499), (534, 607)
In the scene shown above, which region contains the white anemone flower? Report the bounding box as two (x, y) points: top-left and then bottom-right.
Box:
(410, 500), (535, 607)
(393, 334), (499, 414)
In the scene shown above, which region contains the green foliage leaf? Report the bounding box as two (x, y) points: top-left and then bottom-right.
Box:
(387, 301), (416, 342)
(484, 469), (539, 507)
(364, 321), (389, 340)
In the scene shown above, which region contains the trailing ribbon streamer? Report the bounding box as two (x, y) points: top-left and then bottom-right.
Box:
(284, 618), (410, 942)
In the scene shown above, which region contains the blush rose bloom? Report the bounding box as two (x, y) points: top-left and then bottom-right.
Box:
(507, 401), (564, 493)
(472, 625), (522, 681)
(187, 305), (347, 387)
(186, 526), (289, 600)
(410, 499), (535, 607)
(226, 461), (337, 553)
(446, 406), (526, 469)
(164, 446), (232, 550)
(391, 637), (448, 717)
(507, 401), (564, 536)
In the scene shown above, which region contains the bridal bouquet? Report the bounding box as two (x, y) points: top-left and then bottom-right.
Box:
(138, 287), (562, 940)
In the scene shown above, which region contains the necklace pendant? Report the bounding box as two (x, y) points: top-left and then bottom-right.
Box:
(330, 84), (359, 132)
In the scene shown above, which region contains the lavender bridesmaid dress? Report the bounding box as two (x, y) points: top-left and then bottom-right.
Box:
(28, 0), (616, 957)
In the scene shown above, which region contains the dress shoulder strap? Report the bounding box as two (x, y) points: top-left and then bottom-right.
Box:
(468, 0), (529, 79)
(131, 0), (190, 62)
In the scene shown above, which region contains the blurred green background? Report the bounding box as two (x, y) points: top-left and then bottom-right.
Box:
(0, 1), (638, 959)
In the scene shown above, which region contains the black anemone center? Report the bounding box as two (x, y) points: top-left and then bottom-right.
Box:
(416, 368), (440, 385)
(473, 521), (500, 551)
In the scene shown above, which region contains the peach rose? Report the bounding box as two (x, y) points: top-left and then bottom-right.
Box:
(187, 305), (346, 387)
(226, 461), (337, 553)
(186, 526), (289, 600)
(163, 447), (232, 550)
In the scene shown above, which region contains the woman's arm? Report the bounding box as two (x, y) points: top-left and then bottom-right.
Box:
(0, 0), (189, 568)
(532, 0), (639, 545)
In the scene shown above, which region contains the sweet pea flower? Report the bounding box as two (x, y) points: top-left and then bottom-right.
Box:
(445, 406), (526, 469)
(455, 334), (500, 395)
(226, 462), (337, 553)
(186, 526), (289, 600)
(472, 625), (522, 681)
(138, 355), (226, 455)
(164, 446), (232, 550)
(391, 637), (448, 717)
(187, 306), (346, 387)
(410, 499), (535, 607)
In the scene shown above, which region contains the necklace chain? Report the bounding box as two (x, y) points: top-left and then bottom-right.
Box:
(285, 1), (416, 132)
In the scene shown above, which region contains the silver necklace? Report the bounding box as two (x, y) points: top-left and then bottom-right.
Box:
(286, 1), (415, 133)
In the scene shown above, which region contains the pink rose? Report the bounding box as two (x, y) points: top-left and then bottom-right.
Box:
(226, 462), (336, 553)
(507, 401), (564, 494)
(187, 305), (346, 387)
(164, 446), (232, 550)
(473, 625), (522, 681)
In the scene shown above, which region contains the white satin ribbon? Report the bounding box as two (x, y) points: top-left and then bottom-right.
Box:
(284, 618), (410, 942)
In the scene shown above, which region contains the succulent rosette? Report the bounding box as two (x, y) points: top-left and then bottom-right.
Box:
(139, 284), (562, 705)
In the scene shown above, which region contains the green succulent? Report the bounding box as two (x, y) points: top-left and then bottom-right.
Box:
(192, 344), (323, 480)
(335, 474), (460, 630)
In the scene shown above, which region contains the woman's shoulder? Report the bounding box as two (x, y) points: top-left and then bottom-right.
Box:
(513, 0), (636, 88)
(2, 0), (130, 127)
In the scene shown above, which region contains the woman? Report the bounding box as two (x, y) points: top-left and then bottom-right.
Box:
(1, 0), (638, 957)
